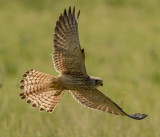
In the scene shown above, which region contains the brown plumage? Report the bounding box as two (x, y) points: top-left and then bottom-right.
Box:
(19, 6), (147, 120)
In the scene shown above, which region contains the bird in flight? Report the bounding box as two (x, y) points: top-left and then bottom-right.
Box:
(19, 6), (147, 120)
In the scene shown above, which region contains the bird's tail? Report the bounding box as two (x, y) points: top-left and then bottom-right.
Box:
(19, 69), (64, 112)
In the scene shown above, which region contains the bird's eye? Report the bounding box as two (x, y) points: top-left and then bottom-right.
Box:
(95, 80), (98, 83)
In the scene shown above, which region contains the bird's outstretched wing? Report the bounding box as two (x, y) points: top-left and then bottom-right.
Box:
(53, 6), (87, 76)
(70, 89), (147, 120)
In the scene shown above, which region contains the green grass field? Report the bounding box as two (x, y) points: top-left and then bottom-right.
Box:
(0, 0), (160, 137)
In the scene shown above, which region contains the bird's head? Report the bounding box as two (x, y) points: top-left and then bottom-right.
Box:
(90, 76), (103, 87)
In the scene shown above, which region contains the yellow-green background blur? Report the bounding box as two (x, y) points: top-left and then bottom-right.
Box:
(0, 0), (159, 137)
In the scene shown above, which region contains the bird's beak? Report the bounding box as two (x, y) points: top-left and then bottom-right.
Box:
(101, 82), (103, 86)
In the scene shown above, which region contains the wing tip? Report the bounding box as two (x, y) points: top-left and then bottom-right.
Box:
(127, 113), (148, 120)
(61, 6), (80, 22)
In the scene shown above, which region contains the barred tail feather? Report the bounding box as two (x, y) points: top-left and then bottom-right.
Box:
(19, 69), (64, 112)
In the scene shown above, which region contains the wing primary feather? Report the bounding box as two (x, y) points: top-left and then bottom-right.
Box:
(73, 6), (75, 18)
(59, 15), (63, 23)
(68, 6), (71, 17)
(56, 21), (62, 31)
(77, 10), (80, 21)
(64, 9), (67, 17)
(63, 9), (69, 26)
(59, 15), (65, 26)
(67, 7), (72, 28)
(54, 27), (59, 34)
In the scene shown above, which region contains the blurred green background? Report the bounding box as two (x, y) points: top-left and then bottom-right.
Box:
(0, 0), (160, 137)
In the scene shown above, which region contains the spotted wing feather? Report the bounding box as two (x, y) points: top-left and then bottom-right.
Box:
(53, 6), (87, 76)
